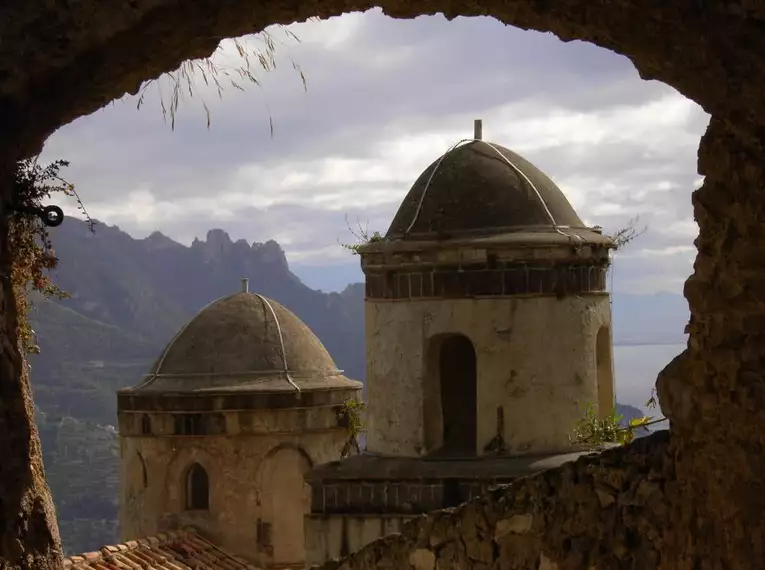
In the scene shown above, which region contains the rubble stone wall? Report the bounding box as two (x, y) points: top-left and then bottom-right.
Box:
(317, 432), (672, 570)
(3, 1), (765, 569)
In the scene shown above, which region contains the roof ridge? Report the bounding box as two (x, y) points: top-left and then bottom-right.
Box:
(63, 527), (260, 569)
(63, 529), (187, 567)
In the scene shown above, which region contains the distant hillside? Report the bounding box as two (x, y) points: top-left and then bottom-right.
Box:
(30, 219), (365, 425)
(36, 410), (119, 555)
(29, 218), (675, 553)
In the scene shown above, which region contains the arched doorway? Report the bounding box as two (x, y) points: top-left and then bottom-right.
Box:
(256, 446), (312, 567)
(424, 334), (477, 456)
(596, 326), (615, 420)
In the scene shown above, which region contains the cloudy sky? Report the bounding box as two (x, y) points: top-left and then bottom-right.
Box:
(40, 9), (709, 295)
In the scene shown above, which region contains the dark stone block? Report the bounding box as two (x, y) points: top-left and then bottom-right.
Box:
(397, 273), (411, 299)
(324, 485), (338, 509)
(527, 268), (546, 293)
(410, 273), (423, 297)
(565, 267), (582, 293)
(503, 267), (527, 295)
(311, 484), (324, 512)
(422, 272), (434, 297)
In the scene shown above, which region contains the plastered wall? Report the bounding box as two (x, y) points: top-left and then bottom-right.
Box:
(119, 407), (349, 569)
(364, 294), (612, 457)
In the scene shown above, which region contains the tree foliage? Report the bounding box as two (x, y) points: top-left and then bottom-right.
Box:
(11, 158), (92, 354)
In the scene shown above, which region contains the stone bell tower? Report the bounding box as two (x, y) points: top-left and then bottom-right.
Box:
(302, 122), (617, 565)
(360, 120), (616, 458)
(117, 279), (362, 569)
(303, 122), (618, 565)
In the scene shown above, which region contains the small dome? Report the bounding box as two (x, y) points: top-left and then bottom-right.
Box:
(134, 292), (358, 393)
(386, 141), (585, 239)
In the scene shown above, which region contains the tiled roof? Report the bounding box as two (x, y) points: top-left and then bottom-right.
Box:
(63, 528), (260, 570)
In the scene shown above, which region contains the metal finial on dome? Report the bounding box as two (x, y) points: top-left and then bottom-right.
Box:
(241, 278), (249, 293)
(474, 119), (483, 141)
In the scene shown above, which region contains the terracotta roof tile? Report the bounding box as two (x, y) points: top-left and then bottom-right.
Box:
(63, 529), (260, 570)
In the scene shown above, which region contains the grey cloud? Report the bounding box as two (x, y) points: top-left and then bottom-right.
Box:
(42, 10), (683, 203)
(39, 10), (709, 294)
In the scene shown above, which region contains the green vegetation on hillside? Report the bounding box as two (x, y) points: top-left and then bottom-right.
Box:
(37, 410), (119, 555)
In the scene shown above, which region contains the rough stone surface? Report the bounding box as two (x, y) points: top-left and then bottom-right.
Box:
(318, 432), (672, 570)
(1, 1), (765, 569)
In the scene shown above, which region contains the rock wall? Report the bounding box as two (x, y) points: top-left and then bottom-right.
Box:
(0, 164), (64, 570)
(2, 1), (765, 569)
(317, 432), (671, 570)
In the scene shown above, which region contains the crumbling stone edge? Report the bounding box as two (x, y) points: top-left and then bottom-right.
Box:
(315, 430), (672, 570)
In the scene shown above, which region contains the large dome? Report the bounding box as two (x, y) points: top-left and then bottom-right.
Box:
(133, 291), (358, 393)
(386, 141), (586, 239)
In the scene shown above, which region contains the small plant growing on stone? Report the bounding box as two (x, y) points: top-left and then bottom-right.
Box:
(604, 215), (647, 251)
(339, 214), (384, 255)
(571, 389), (667, 447)
(337, 398), (366, 458)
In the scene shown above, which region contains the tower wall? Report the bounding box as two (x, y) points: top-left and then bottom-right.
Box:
(118, 396), (356, 569)
(364, 294), (613, 457)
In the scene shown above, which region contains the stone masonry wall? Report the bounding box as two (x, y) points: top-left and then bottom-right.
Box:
(3, 1), (765, 569)
(318, 432), (672, 570)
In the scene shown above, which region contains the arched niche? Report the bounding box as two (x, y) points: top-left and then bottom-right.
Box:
(423, 333), (478, 457)
(255, 444), (313, 567)
(3, 3), (764, 568)
(596, 326), (615, 420)
(163, 446), (220, 514)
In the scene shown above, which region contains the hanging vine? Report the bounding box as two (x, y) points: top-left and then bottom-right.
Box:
(10, 158), (94, 354)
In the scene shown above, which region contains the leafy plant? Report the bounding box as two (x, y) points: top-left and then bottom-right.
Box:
(337, 398), (366, 458)
(339, 214), (383, 255)
(604, 215), (647, 251)
(11, 158), (92, 354)
(571, 389), (667, 447)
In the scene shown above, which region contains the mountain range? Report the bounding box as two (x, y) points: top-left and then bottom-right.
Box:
(29, 218), (685, 554)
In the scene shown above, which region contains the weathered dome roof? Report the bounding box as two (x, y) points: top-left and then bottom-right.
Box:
(133, 292), (360, 393)
(386, 141), (586, 239)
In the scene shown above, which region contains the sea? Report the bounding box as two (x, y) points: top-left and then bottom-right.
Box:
(613, 343), (685, 416)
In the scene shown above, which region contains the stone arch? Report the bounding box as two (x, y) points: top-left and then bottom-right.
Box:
(184, 462), (209, 511)
(5, 3), (762, 162)
(3, 2), (765, 568)
(423, 333), (478, 457)
(595, 326), (615, 420)
(255, 444), (313, 567)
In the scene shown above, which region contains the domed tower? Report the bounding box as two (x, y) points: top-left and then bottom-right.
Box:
(359, 121), (615, 458)
(117, 280), (362, 569)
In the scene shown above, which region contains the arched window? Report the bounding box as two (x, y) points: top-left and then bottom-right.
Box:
(423, 333), (478, 456)
(596, 326), (615, 419)
(185, 463), (209, 510)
